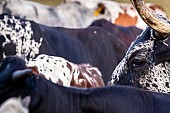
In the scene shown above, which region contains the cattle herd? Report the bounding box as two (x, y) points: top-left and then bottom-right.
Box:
(0, 0), (170, 113)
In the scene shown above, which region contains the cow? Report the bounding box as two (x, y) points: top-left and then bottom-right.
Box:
(89, 19), (142, 47)
(0, 13), (126, 84)
(0, 56), (170, 113)
(108, 0), (170, 93)
(0, 0), (110, 28)
(27, 54), (105, 88)
(0, 96), (30, 113)
(0, 0), (167, 29)
(64, 0), (167, 30)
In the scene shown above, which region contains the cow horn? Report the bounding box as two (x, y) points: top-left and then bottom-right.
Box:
(12, 69), (32, 82)
(130, 0), (170, 39)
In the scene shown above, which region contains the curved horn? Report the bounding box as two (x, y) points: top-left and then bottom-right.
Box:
(130, 0), (170, 39)
(12, 69), (32, 82)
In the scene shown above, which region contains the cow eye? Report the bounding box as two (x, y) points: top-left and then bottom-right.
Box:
(131, 59), (146, 67)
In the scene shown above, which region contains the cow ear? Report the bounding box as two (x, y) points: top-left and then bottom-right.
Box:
(12, 69), (32, 82)
(154, 42), (170, 64)
(22, 96), (31, 108)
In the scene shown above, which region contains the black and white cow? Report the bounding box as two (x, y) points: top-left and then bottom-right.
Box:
(1, 56), (170, 113)
(0, 13), (126, 84)
(108, 0), (170, 93)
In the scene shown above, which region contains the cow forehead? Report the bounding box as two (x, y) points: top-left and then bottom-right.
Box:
(126, 40), (154, 59)
(0, 14), (43, 61)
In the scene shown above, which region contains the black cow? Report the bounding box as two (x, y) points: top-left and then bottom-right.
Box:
(90, 19), (143, 47)
(108, 0), (170, 93)
(0, 13), (126, 84)
(1, 56), (170, 113)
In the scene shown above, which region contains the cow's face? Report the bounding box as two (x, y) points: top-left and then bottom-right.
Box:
(0, 56), (27, 89)
(108, 0), (170, 93)
(0, 56), (32, 104)
(0, 14), (43, 62)
(108, 27), (170, 93)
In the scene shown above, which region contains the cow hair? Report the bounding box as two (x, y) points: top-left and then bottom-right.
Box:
(108, 27), (170, 93)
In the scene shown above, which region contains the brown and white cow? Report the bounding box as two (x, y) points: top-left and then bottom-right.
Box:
(64, 0), (167, 30)
(27, 54), (105, 88)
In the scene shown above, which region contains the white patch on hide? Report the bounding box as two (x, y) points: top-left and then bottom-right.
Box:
(0, 15), (43, 61)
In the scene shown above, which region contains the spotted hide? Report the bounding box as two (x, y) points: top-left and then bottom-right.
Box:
(27, 54), (105, 88)
(0, 56), (170, 113)
(0, 13), (126, 84)
(64, 0), (167, 30)
(108, 0), (170, 93)
(0, 0), (110, 28)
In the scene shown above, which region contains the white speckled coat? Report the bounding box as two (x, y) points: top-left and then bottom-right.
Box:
(108, 27), (170, 93)
(27, 54), (105, 88)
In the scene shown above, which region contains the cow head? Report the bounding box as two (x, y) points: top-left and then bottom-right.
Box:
(0, 56), (32, 87)
(0, 56), (33, 105)
(0, 14), (43, 62)
(108, 0), (170, 93)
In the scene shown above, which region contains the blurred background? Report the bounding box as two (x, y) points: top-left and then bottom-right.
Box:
(32, 0), (170, 17)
